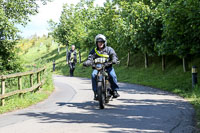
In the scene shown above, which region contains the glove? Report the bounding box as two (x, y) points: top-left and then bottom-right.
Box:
(83, 60), (92, 67)
(83, 62), (87, 67)
(112, 59), (117, 64)
(105, 62), (112, 67)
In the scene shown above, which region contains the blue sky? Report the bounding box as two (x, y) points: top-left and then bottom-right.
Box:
(18, 0), (105, 38)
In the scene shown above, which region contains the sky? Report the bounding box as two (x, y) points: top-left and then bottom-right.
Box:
(18, 0), (105, 38)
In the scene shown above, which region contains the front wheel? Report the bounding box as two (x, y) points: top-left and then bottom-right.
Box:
(97, 82), (105, 109)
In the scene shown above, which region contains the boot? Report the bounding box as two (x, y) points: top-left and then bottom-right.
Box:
(93, 91), (98, 100)
(113, 90), (120, 98)
(107, 89), (112, 98)
(70, 69), (73, 77)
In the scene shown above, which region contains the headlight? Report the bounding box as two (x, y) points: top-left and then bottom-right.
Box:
(96, 64), (103, 69)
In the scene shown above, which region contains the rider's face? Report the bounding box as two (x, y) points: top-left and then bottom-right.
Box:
(71, 45), (75, 50)
(97, 42), (104, 49)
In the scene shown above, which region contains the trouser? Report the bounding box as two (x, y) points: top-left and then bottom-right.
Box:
(69, 63), (75, 76)
(91, 67), (119, 92)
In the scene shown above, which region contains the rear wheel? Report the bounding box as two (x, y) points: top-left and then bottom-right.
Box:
(97, 82), (105, 109)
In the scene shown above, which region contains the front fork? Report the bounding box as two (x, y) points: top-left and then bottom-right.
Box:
(97, 71), (105, 92)
(97, 71), (110, 97)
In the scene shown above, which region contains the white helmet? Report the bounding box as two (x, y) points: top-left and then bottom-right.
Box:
(95, 34), (107, 46)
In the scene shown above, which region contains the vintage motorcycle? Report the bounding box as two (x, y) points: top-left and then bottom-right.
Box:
(93, 57), (118, 109)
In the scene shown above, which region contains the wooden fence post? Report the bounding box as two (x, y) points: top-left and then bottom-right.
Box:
(145, 53), (148, 68)
(30, 74), (33, 87)
(37, 72), (41, 90)
(1, 79), (5, 106)
(18, 77), (22, 98)
(41, 69), (45, 88)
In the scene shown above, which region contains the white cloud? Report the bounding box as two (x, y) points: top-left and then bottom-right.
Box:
(18, 0), (106, 38)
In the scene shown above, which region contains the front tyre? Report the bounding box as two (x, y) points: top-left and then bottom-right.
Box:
(97, 82), (105, 109)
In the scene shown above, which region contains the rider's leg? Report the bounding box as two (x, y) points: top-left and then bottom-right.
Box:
(72, 63), (75, 76)
(107, 67), (119, 90)
(91, 70), (98, 100)
(69, 63), (73, 77)
(107, 67), (120, 98)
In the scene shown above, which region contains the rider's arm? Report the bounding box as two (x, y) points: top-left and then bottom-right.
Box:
(83, 48), (95, 66)
(74, 51), (77, 63)
(108, 47), (118, 64)
(67, 51), (71, 63)
(87, 48), (95, 61)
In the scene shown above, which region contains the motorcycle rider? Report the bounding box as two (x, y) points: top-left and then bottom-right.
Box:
(83, 34), (120, 100)
(67, 45), (77, 77)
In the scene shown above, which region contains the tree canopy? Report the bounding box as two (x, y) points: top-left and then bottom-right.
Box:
(0, 0), (51, 73)
(1, 0), (199, 72)
(49, 0), (199, 71)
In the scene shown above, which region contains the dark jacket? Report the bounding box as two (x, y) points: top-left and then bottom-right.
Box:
(86, 46), (118, 68)
(67, 50), (77, 63)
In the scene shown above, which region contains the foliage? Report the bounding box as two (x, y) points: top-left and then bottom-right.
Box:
(158, 0), (200, 57)
(0, 0), (52, 73)
(49, 0), (199, 70)
(48, 0), (96, 51)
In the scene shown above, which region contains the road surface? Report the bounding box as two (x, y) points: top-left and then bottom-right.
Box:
(0, 75), (195, 133)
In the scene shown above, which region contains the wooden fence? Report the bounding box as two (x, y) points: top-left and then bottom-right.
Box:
(0, 67), (46, 106)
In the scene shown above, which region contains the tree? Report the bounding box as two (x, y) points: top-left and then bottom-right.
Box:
(0, 0), (51, 73)
(159, 0), (200, 72)
(48, 0), (97, 49)
(114, 1), (137, 66)
(115, 1), (162, 68)
(49, 0), (200, 73)
(128, 2), (156, 68)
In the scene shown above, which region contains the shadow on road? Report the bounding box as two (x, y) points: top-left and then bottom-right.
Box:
(18, 96), (194, 132)
(118, 83), (176, 96)
(17, 76), (195, 132)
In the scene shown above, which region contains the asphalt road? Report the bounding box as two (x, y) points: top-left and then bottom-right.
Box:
(0, 75), (195, 133)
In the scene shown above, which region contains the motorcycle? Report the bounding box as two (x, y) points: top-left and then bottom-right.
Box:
(92, 57), (118, 109)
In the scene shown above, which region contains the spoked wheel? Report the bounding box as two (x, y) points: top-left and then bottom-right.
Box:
(97, 82), (105, 109)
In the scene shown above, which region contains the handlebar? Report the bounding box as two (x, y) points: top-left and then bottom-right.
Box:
(83, 59), (120, 67)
